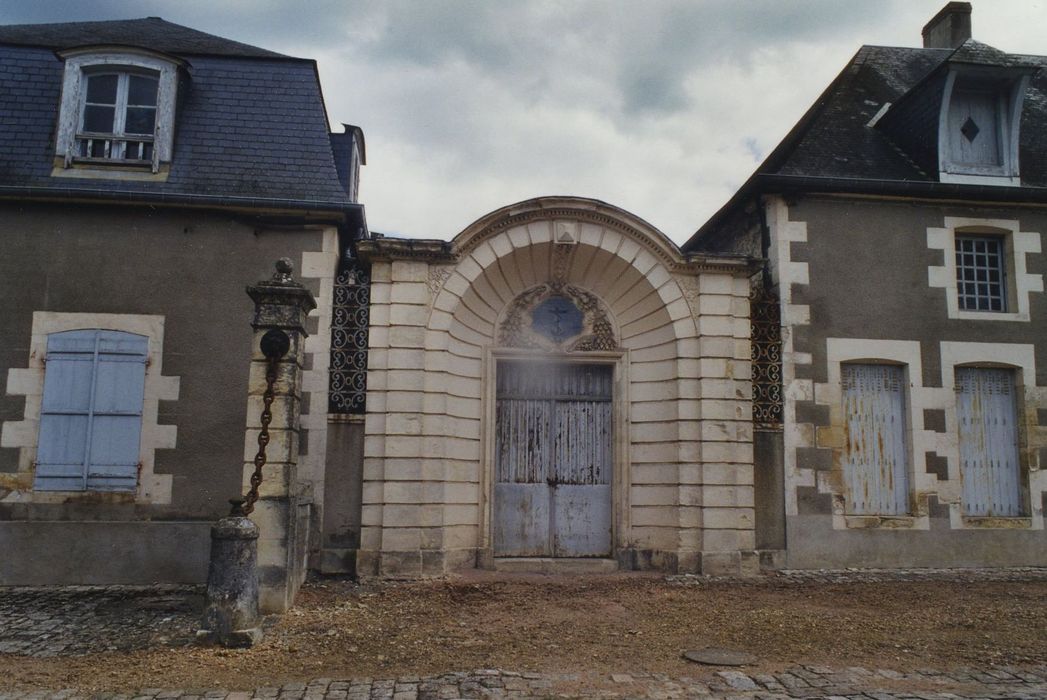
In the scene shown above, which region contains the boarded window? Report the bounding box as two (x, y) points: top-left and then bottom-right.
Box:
(841, 364), (910, 515)
(34, 329), (147, 492)
(956, 367), (1023, 517)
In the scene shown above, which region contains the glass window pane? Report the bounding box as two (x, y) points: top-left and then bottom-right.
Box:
(127, 75), (159, 107)
(124, 106), (156, 135)
(82, 105), (115, 132)
(85, 74), (118, 104)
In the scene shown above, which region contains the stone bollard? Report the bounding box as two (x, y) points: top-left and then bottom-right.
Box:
(197, 499), (263, 647)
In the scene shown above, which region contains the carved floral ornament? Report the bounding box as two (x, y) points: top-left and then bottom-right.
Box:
(498, 283), (618, 352)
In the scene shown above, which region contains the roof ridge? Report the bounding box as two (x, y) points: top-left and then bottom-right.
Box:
(0, 16), (294, 59)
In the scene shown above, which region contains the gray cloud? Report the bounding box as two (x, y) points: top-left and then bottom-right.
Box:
(3, 0), (1046, 242)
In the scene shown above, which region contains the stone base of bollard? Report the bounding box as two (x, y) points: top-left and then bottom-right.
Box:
(198, 510), (263, 648)
(196, 625), (263, 648)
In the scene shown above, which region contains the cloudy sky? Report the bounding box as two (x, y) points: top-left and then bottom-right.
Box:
(3, 1), (1046, 243)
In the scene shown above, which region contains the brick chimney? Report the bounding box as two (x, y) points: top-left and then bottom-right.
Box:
(922, 2), (972, 48)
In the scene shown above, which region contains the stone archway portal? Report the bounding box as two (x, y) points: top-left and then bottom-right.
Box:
(493, 360), (613, 557)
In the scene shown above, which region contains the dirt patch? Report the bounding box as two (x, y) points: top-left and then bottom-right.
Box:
(2, 572), (1045, 692)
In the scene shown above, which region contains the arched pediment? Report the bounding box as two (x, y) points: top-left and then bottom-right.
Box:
(452, 196), (686, 270)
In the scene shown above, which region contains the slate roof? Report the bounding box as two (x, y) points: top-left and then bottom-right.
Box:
(0, 17), (286, 58)
(0, 18), (354, 215)
(686, 39), (1047, 251)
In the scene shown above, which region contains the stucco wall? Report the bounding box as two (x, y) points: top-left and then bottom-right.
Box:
(0, 201), (332, 584)
(768, 195), (1047, 568)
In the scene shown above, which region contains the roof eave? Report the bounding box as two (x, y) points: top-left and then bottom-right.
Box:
(0, 184), (362, 222)
(691, 174), (1047, 244)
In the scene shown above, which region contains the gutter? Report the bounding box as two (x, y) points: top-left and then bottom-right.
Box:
(0, 184), (363, 221)
(755, 173), (1047, 202)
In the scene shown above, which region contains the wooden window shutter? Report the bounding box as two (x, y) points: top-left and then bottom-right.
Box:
(33, 330), (147, 492)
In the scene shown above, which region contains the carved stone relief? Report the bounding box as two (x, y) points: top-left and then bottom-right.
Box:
(498, 283), (617, 352)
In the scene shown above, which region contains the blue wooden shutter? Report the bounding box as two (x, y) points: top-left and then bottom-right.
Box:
(956, 367), (1022, 517)
(34, 330), (147, 492)
(841, 364), (911, 515)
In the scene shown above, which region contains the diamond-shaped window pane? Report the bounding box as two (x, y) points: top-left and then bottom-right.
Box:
(960, 117), (980, 142)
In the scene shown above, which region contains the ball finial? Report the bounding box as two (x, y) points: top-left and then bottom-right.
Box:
(273, 257), (294, 282)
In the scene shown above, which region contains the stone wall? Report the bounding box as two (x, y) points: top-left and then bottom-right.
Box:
(358, 198), (756, 576)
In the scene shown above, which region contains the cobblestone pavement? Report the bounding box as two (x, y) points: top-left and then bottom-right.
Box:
(2, 570), (1046, 697)
(5, 568), (1045, 658)
(1, 666), (1046, 700)
(0, 585), (203, 657)
(667, 567), (1047, 587)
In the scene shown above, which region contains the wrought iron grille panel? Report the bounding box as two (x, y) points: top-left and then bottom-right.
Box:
(750, 285), (783, 428)
(329, 259), (370, 414)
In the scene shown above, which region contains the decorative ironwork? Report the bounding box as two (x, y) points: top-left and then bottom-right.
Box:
(751, 284), (783, 428)
(329, 258), (370, 414)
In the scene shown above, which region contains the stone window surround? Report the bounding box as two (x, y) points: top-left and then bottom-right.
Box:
(52, 47), (181, 180)
(817, 339), (931, 531)
(804, 338), (1044, 532)
(1, 312), (179, 505)
(938, 341), (1043, 530)
(928, 216), (1043, 322)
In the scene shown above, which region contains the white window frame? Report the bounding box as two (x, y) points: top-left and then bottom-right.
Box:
(927, 216), (1043, 322)
(954, 233), (1008, 312)
(0, 312), (179, 505)
(78, 70), (159, 162)
(53, 48), (181, 176)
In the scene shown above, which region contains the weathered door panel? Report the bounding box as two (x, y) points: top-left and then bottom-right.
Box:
(493, 483), (551, 556)
(552, 395), (612, 556)
(841, 364), (910, 515)
(553, 484), (612, 556)
(494, 393), (552, 556)
(956, 367), (1022, 517)
(494, 361), (613, 558)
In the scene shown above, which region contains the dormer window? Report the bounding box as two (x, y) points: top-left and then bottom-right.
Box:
(938, 69), (1031, 185)
(79, 71), (159, 162)
(53, 47), (182, 179)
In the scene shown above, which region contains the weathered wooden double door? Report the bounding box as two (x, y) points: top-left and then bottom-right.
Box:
(493, 361), (613, 557)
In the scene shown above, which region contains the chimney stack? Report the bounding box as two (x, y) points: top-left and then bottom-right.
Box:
(922, 2), (972, 49)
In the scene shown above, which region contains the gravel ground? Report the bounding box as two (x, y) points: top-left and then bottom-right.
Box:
(0, 568), (1044, 693)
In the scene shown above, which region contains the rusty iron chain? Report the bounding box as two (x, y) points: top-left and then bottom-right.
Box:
(239, 355), (279, 516)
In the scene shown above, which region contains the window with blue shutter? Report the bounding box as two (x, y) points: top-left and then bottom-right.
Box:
(34, 329), (148, 492)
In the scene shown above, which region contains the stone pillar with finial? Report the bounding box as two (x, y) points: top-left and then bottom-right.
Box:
(243, 258), (317, 613)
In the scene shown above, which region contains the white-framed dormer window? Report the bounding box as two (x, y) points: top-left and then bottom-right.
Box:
(938, 69), (1031, 186)
(79, 70), (159, 163)
(53, 47), (182, 178)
